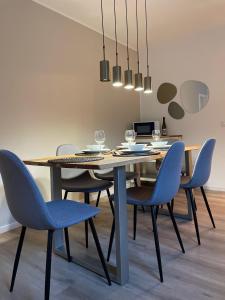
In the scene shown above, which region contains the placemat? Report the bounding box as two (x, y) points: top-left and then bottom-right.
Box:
(48, 156), (104, 164)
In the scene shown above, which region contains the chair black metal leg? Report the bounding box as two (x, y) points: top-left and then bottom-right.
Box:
(134, 178), (138, 187)
(133, 205), (137, 240)
(88, 218), (111, 285)
(96, 191), (101, 207)
(45, 230), (54, 300)
(155, 205), (159, 221)
(64, 190), (68, 200)
(64, 228), (72, 262)
(167, 203), (185, 253)
(107, 218), (115, 262)
(10, 226), (26, 292)
(150, 206), (163, 282)
(84, 193), (90, 248)
(200, 186), (216, 228)
(171, 198), (174, 212)
(187, 189), (201, 245)
(107, 189), (115, 216)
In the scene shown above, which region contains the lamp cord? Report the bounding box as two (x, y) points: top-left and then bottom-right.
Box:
(125, 0), (130, 70)
(114, 0), (118, 65)
(136, 0), (140, 73)
(101, 0), (106, 60)
(145, 0), (150, 76)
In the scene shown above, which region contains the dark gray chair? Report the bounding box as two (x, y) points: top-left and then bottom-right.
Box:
(0, 150), (111, 300)
(180, 139), (216, 245)
(57, 144), (113, 248)
(107, 142), (185, 282)
(94, 169), (141, 209)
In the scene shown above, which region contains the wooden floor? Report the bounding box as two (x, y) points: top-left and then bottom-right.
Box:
(0, 189), (225, 300)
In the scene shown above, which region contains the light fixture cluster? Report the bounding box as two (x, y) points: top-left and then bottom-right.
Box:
(100, 0), (152, 94)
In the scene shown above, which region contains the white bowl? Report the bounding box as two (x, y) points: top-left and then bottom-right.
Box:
(86, 144), (105, 151)
(128, 144), (147, 151)
(151, 141), (168, 147)
(121, 142), (136, 147)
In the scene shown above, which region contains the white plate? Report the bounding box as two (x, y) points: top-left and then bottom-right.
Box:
(82, 148), (110, 154)
(152, 145), (171, 149)
(151, 141), (168, 147)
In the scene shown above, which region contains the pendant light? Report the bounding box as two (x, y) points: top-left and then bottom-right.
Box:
(124, 0), (134, 90)
(144, 0), (152, 94)
(100, 0), (110, 82)
(134, 0), (143, 92)
(112, 0), (123, 87)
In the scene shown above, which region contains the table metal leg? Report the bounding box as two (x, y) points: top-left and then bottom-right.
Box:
(50, 165), (129, 285)
(113, 166), (129, 284)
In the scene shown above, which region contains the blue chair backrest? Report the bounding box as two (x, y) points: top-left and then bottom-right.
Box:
(189, 139), (216, 188)
(0, 150), (55, 230)
(150, 142), (185, 205)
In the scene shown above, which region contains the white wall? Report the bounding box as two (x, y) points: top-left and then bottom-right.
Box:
(0, 0), (139, 232)
(140, 25), (225, 190)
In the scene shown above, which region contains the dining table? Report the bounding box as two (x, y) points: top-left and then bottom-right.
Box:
(24, 144), (200, 285)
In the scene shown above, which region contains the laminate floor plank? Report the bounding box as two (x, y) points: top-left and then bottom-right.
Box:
(0, 189), (224, 299)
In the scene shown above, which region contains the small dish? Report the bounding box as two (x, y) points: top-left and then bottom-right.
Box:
(151, 141), (168, 147)
(128, 144), (147, 151)
(121, 142), (136, 147)
(86, 144), (105, 151)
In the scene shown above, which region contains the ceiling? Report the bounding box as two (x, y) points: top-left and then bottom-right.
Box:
(33, 0), (225, 49)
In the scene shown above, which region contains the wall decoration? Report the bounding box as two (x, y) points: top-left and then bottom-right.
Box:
(181, 80), (209, 113)
(157, 83), (177, 104)
(168, 101), (185, 119)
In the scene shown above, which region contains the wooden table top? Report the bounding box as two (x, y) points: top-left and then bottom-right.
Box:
(24, 145), (200, 170)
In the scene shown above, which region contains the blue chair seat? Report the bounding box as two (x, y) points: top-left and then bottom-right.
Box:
(61, 171), (113, 193)
(46, 200), (100, 229)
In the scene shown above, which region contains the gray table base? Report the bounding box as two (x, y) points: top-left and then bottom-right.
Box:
(159, 190), (193, 221)
(50, 165), (129, 285)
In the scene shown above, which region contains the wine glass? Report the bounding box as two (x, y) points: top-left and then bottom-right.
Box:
(94, 130), (105, 154)
(125, 130), (136, 147)
(152, 129), (161, 141)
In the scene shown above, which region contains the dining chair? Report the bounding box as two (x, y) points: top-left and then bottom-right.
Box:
(94, 170), (147, 212)
(180, 139), (216, 245)
(0, 150), (111, 300)
(107, 142), (185, 282)
(57, 144), (113, 248)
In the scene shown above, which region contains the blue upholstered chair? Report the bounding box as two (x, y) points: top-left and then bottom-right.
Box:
(0, 150), (111, 300)
(57, 144), (113, 248)
(107, 142), (185, 282)
(180, 139), (216, 245)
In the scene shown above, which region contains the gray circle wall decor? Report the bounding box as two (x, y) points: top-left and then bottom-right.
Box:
(157, 82), (177, 104)
(168, 101), (185, 119)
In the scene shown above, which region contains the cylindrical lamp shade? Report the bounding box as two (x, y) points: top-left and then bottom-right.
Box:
(100, 60), (110, 82)
(134, 73), (143, 91)
(124, 69), (134, 90)
(144, 76), (152, 94)
(112, 65), (123, 87)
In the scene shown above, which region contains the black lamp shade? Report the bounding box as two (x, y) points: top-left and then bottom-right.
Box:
(100, 60), (110, 82)
(134, 73), (143, 91)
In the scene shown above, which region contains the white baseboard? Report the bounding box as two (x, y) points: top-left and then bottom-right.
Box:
(0, 221), (20, 234)
(204, 185), (225, 192)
